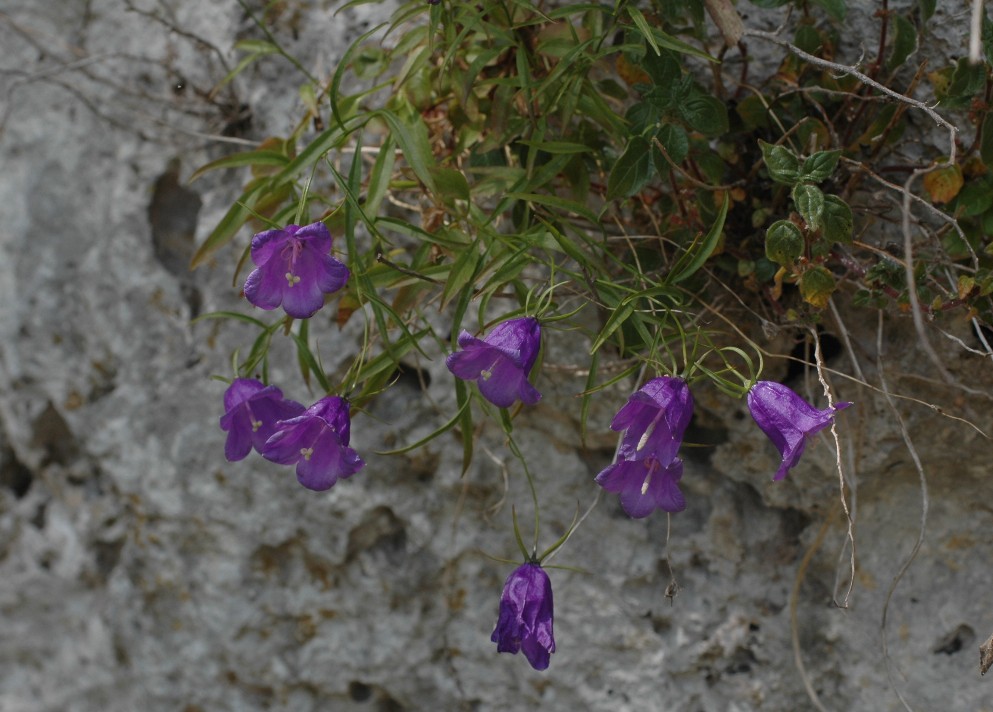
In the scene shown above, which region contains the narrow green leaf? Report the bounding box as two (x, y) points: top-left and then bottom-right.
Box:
(627, 5), (661, 55)
(886, 14), (918, 72)
(189, 181), (268, 269)
(191, 310), (268, 329)
(590, 302), (635, 353)
(376, 397), (471, 455)
(189, 150), (290, 182)
(981, 113), (993, 166)
(506, 192), (601, 223)
(669, 194), (729, 284)
(290, 329), (332, 393)
(375, 110), (437, 193)
(365, 136), (396, 217)
(917, 0), (935, 22)
(441, 238), (482, 308)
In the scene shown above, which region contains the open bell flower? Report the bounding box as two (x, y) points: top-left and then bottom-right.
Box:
(243, 221), (350, 319)
(747, 380), (851, 481)
(610, 376), (693, 465)
(595, 456), (686, 518)
(491, 562), (555, 671)
(261, 395), (364, 491)
(445, 317), (541, 408)
(219, 378), (304, 462)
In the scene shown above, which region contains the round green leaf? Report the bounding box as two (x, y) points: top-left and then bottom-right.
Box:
(822, 195), (854, 244)
(792, 184), (825, 231)
(765, 220), (804, 266)
(799, 266), (836, 308)
(759, 140), (800, 185)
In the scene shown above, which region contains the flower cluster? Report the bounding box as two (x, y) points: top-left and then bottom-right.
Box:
(221, 222), (363, 491)
(218, 223), (856, 673)
(221, 381), (364, 491)
(596, 377), (851, 519)
(595, 376), (693, 518)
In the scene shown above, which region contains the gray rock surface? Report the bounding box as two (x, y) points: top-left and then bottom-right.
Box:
(2, 2), (992, 711)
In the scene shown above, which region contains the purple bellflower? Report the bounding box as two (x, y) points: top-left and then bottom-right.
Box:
(219, 378), (304, 462)
(261, 395), (364, 491)
(747, 380), (852, 481)
(446, 317), (542, 408)
(595, 456), (686, 518)
(609, 376), (693, 464)
(243, 221), (350, 319)
(491, 562), (555, 671)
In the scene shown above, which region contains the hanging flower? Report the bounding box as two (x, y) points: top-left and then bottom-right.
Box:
(595, 456), (686, 518)
(261, 395), (364, 491)
(219, 378), (304, 462)
(445, 317), (542, 408)
(610, 376), (693, 465)
(243, 221), (350, 319)
(747, 380), (852, 481)
(491, 562), (556, 671)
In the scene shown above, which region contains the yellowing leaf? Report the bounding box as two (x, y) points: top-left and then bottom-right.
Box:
(922, 164), (963, 204)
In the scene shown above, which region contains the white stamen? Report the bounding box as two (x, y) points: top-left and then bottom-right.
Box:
(285, 271), (302, 287)
(641, 460), (655, 495)
(480, 369), (492, 381)
(300, 447), (314, 461)
(636, 411), (665, 452)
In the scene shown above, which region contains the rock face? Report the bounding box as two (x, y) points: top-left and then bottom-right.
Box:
(1, 2), (992, 711)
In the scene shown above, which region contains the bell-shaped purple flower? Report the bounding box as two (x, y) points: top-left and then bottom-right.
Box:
(747, 380), (851, 481)
(491, 562), (555, 671)
(261, 395), (364, 491)
(595, 456), (686, 518)
(243, 221), (350, 319)
(446, 317), (542, 408)
(219, 378), (305, 461)
(610, 376), (693, 465)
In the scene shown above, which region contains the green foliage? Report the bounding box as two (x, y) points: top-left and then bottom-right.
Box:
(197, 0), (993, 475)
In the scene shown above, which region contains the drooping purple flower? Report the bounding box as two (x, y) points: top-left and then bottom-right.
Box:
(219, 378), (305, 462)
(747, 380), (852, 481)
(243, 221), (350, 319)
(261, 395), (364, 491)
(446, 317), (542, 408)
(610, 376), (693, 465)
(595, 456), (686, 518)
(491, 562), (555, 671)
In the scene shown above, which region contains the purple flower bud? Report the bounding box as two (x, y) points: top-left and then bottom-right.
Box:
(747, 380), (851, 481)
(445, 317), (542, 408)
(261, 396), (365, 491)
(219, 379), (305, 462)
(243, 221), (350, 319)
(491, 562), (555, 671)
(595, 456), (686, 518)
(610, 376), (693, 465)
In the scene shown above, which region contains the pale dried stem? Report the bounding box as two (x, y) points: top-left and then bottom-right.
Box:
(809, 327), (856, 608)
